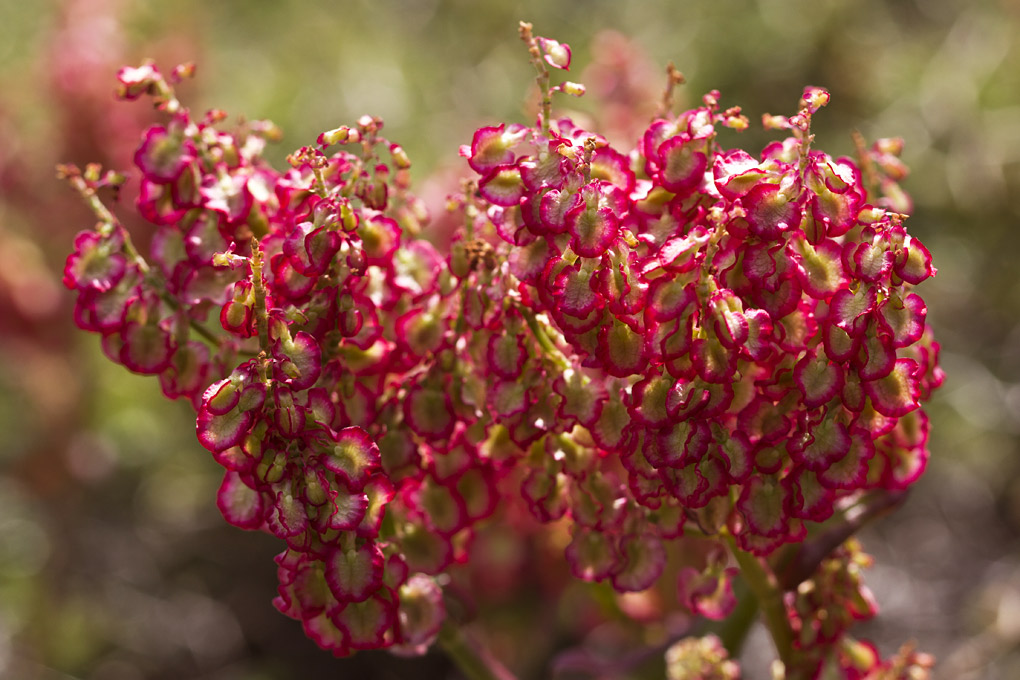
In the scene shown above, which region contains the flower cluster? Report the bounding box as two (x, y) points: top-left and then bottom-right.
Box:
(463, 56), (942, 565)
(783, 539), (934, 679)
(454, 24), (942, 676)
(64, 62), (457, 655)
(63, 28), (942, 678)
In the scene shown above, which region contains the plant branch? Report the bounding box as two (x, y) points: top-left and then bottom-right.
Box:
(779, 488), (908, 591)
(710, 576), (758, 657)
(520, 305), (571, 371)
(724, 534), (795, 670)
(519, 22), (552, 136)
(438, 622), (518, 680)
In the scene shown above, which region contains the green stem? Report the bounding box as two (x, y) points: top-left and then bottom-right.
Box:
(710, 576), (758, 657)
(250, 240), (270, 354)
(63, 171), (150, 274)
(520, 306), (570, 371)
(724, 534), (795, 670)
(519, 22), (552, 136)
(438, 623), (518, 680)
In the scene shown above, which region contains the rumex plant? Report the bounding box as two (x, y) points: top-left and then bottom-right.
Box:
(63, 23), (942, 680)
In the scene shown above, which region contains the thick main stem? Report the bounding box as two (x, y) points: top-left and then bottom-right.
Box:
(711, 576), (758, 657)
(438, 623), (518, 680)
(724, 535), (796, 672)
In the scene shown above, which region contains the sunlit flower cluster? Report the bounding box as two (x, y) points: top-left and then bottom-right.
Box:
(63, 28), (941, 677)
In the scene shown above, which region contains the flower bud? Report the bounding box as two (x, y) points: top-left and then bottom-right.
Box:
(537, 37), (571, 70)
(561, 81), (586, 97)
(116, 62), (160, 100)
(317, 126), (353, 147)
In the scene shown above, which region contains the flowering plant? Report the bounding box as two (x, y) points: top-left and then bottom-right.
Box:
(62, 23), (942, 679)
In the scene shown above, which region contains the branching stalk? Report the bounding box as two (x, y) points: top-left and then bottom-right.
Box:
(724, 534), (795, 670)
(438, 623), (518, 680)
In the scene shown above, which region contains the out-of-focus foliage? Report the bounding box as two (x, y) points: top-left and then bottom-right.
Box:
(1, 0), (1018, 678)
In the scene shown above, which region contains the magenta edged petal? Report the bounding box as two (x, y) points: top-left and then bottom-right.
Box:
(877, 293), (927, 348)
(211, 445), (256, 473)
(817, 427), (875, 489)
(537, 189), (576, 234)
(677, 565), (739, 621)
(565, 528), (618, 582)
(303, 227), (343, 276)
(302, 612), (351, 656)
(785, 468), (834, 522)
(216, 470), (265, 530)
(567, 205), (619, 258)
(324, 427), (381, 491)
(478, 165), (525, 207)
(709, 291), (749, 349)
(357, 476), (395, 539)
(467, 124), (516, 174)
(279, 331), (322, 390)
(159, 340), (211, 406)
(325, 542), (384, 603)
(403, 385), (455, 442)
(537, 36), (571, 69)
(857, 332), (896, 381)
(269, 490), (309, 540)
(322, 488), (369, 532)
(555, 264), (600, 318)
(270, 253), (315, 300)
(591, 146), (635, 193)
(138, 179), (189, 226)
(598, 321), (647, 377)
(829, 286), (876, 337)
(658, 228), (711, 273)
(651, 420), (693, 468)
(394, 575), (445, 654)
(630, 373), (673, 428)
(743, 309), (774, 361)
(737, 476), (789, 539)
(794, 351), (844, 408)
(610, 534), (666, 592)
(743, 183), (801, 240)
(789, 417), (851, 471)
(554, 371), (605, 427)
(358, 214), (402, 266)
(822, 321), (860, 363)
(713, 148), (765, 200)
(692, 338), (737, 384)
(719, 430), (754, 483)
(200, 170), (254, 224)
(489, 380), (529, 418)
(64, 231), (127, 292)
(203, 378), (240, 415)
(894, 235), (936, 284)
(397, 524), (454, 574)
(486, 331), (527, 379)
(119, 322), (174, 374)
(657, 135), (708, 193)
(845, 241), (894, 284)
(508, 236), (556, 283)
(331, 592), (397, 651)
(134, 124), (195, 183)
(790, 235), (844, 300)
(864, 358), (921, 417)
(751, 275), (801, 320)
(658, 315), (695, 363)
(197, 406), (254, 453)
(647, 278), (695, 322)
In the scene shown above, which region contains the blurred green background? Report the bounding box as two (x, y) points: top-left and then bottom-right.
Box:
(1, 0), (1019, 678)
